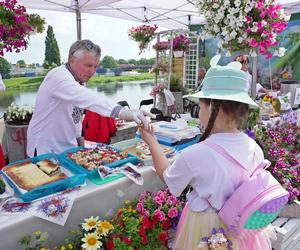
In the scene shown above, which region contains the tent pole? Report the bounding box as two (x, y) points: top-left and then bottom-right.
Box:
(75, 0), (82, 40)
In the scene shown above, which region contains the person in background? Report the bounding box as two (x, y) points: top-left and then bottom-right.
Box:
(0, 73), (6, 91)
(27, 39), (154, 157)
(197, 67), (206, 90)
(235, 55), (269, 95)
(139, 56), (275, 249)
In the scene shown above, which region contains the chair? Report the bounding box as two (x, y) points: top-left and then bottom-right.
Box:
(139, 99), (154, 109)
(117, 100), (130, 108)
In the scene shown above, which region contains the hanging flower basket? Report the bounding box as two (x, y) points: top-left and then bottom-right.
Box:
(173, 50), (184, 58)
(196, 0), (290, 58)
(0, 0), (45, 56)
(128, 24), (158, 54)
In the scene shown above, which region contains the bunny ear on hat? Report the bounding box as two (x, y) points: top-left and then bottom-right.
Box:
(210, 54), (221, 66)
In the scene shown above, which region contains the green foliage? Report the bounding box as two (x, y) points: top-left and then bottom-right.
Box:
(43, 26), (61, 69)
(101, 55), (117, 69)
(118, 59), (128, 64)
(17, 59), (26, 68)
(27, 13), (46, 33)
(0, 57), (11, 75)
(169, 74), (182, 92)
(246, 108), (260, 130)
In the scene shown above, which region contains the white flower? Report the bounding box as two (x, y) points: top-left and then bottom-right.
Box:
(274, 47), (286, 57)
(82, 216), (100, 231)
(81, 233), (101, 250)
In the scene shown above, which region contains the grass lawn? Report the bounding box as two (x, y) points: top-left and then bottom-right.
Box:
(3, 73), (154, 90)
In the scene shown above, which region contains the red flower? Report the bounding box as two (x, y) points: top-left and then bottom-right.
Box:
(139, 226), (146, 236)
(162, 218), (172, 230)
(142, 235), (148, 245)
(106, 239), (114, 250)
(158, 232), (168, 242)
(123, 237), (133, 245)
(142, 216), (150, 228)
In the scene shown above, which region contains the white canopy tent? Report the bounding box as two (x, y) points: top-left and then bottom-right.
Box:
(18, 0), (300, 41)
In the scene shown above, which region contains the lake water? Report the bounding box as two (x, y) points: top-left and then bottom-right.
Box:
(0, 80), (155, 117)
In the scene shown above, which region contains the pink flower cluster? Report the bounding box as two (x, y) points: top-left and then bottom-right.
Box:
(128, 24), (158, 54)
(0, 0), (33, 56)
(153, 41), (169, 51)
(245, 0), (289, 59)
(135, 188), (183, 229)
(149, 82), (166, 97)
(173, 34), (191, 51)
(254, 113), (300, 202)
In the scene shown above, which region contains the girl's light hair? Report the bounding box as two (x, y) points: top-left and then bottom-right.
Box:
(68, 40), (101, 61)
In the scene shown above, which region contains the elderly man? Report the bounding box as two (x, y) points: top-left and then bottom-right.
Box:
(27, 40), (153, 157)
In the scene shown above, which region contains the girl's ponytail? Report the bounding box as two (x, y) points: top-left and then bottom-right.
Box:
(199, 100), (220, 142)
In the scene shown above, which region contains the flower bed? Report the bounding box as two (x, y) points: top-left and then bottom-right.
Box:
(19, 188), (185, 249)
(254, 117), (300, 203)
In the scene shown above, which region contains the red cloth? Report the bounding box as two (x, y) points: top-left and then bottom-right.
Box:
(0, 144), (6, 169)
(82, 110), (117, 144)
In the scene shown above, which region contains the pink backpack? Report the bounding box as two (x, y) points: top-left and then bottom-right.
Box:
(203, 141), (289, 237)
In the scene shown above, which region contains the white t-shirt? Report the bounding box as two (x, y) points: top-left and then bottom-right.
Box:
(163, 132), (264, 212)
(27, 65), (118, 156)
(246, 72), (263, 94)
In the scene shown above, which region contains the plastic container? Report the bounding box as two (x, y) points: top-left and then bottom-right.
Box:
(60, 144), (139, 179)
(112, 138), (175, 166)
(1, 153), (86, 202)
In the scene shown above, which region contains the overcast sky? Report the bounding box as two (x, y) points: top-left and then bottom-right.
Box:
(4, 9), (158, 65)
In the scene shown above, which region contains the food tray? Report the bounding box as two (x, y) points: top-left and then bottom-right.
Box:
(60, 144), (139, 179)
(1, 154), (86, 202)
(112, 138), (175, 166)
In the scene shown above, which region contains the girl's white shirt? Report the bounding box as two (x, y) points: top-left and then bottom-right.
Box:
(163, 132), (264, 212)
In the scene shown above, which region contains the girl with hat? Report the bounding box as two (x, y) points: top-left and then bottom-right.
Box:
(139, 55), (275, 249)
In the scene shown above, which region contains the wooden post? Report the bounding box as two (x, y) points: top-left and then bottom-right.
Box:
(251, 49), (258, 99)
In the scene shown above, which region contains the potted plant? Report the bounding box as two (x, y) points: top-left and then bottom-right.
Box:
(4, 103), (34, 162)
(169, 74), (184, 113)
(172, 34), (191, 58)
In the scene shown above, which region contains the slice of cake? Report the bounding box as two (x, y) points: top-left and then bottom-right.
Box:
(3, 161), (67, 191)
(36, 159), (61, 176)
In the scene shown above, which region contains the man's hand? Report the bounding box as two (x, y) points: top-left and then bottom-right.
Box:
(118, 108), (155, 129)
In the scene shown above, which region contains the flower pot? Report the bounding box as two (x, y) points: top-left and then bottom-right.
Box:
(173, 50), (184, 58)
(5, 123), (28, 163)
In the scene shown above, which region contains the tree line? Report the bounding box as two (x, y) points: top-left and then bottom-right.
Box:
(0, 25), (155, 77)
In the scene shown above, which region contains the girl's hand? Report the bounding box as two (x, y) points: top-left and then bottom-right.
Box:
(139, 125), (158, 146)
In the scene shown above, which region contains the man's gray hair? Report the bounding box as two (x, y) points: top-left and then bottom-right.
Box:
(68, 40), (101, 61)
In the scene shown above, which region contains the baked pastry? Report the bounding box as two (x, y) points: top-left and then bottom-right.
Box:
(36, 159), (61, 176)
(3, 161), (67, 191)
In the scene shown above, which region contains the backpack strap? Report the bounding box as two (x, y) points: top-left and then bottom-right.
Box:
(202, 141), (252, 175)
